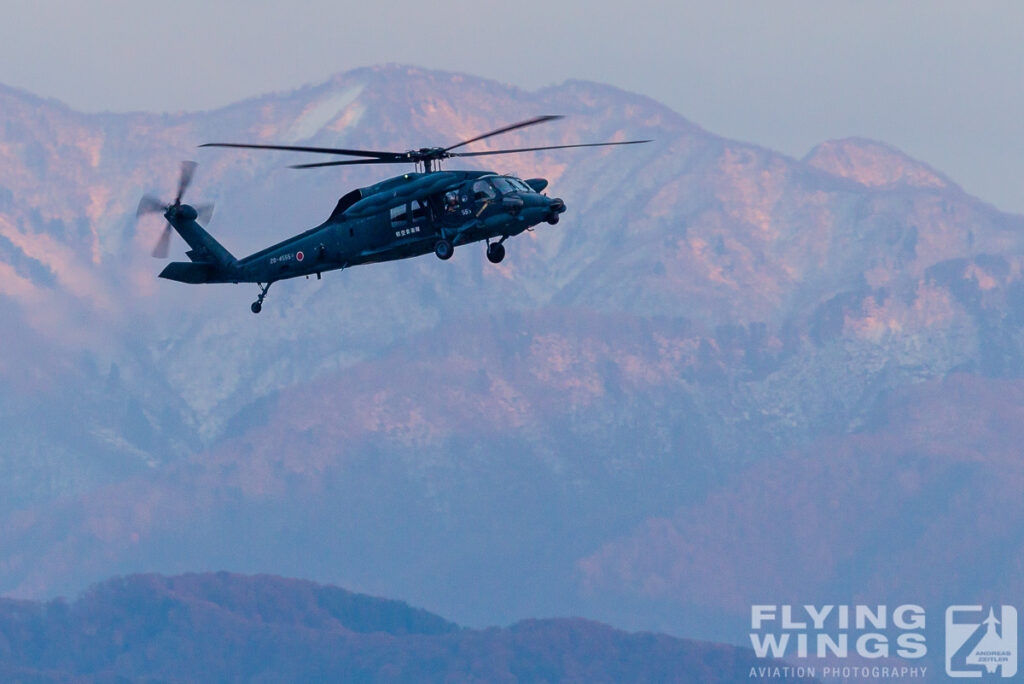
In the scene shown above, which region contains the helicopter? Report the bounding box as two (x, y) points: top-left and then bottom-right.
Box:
(137, 115), (649, 313)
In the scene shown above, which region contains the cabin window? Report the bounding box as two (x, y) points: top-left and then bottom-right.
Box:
(410, 199), (428, 222)
(473, 180), (496, 200)
(390, 204), (408, 228)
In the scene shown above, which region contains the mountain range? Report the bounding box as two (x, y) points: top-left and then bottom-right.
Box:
(1, 572), (797, 682)
(1, 64), (1022, 659)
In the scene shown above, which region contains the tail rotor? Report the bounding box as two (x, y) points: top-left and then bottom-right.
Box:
(136, 161), (214, 258)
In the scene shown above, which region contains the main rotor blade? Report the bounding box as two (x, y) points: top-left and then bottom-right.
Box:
(175, 161), (198, 205)
(200, 142), (402, 160)
(449, 139), (652, 158)
(136, 194), (167, 218)
(443, 115), (564, 153)
(151, 225), (172, 258)
(289, 158), (410, 169)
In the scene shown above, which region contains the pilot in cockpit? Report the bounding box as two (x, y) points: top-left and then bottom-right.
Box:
(444, 190), (459, 213)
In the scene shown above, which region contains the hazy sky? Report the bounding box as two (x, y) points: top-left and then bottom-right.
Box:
(4, 1), (1023, 212)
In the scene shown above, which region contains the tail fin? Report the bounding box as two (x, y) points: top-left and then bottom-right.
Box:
(167, 205), (235, 267)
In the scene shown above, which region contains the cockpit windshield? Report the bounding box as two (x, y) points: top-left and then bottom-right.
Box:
(472, 176), (534, 199)
(491, 177), (516, 194)
(490, 177), (533, 194)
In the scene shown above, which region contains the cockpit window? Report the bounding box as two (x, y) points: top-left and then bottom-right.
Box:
(508, 178), (532, 193)
(473, 180), (496, 200)
(491, 178), (516, 194)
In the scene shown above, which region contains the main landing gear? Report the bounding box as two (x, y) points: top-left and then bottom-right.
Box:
(434, 239), (453, 260)
(251, 282), (272, 314)
(486, 241), (505, 264)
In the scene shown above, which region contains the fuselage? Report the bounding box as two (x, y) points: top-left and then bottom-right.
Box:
(200, 170), (565, 285)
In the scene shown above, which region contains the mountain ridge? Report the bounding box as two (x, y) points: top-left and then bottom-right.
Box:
(0, 571), (813, 683)
(1, 64), (1022, 648)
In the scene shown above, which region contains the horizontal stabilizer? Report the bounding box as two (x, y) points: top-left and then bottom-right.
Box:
(159, 261), (215, 284)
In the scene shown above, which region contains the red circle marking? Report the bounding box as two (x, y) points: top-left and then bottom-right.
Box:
(296, 251), (304, 261)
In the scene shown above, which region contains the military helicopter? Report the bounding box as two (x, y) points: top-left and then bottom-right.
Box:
(137, 115), (649, 313)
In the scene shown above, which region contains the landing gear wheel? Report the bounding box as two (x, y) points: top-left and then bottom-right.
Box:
(546, 215), (560, 225)
(251, 282), (271, 314)
(486, 242), (506, 264)
(434, 239), (453, 260)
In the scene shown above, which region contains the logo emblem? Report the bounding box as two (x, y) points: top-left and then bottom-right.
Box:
(296, 251), (304, 262)
(946, 605), (1018, 678)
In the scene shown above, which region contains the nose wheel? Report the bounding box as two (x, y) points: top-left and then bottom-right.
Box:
(251, 282), (272, 314)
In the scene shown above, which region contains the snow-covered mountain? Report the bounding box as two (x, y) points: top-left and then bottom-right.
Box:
(1, 65), (1022, 648)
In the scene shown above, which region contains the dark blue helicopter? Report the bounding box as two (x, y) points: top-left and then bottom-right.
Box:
(136, 115), (648, 313)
